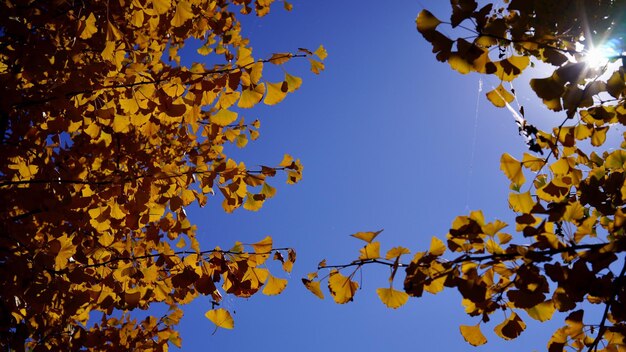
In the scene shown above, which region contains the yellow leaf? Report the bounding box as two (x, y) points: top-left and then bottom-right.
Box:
(238, 84), (265, 108)
(50, 234), (76, 270)
(302, 279), (324, 299)
(171, 0), (193, 27)
(448, 54), (471, 74)
(460, 324), (487, 346)
(358, 241), (380, 260)
(268, 53), (292, 65)
(112, 115), (130, 133)
(522, 153), (545, 171)
(494, 312), (526, 340)
(278, 154), (294, 167)
(197, 45), (211, 56)
(328, 270), (358, 304)
(429, 236), (446, 256)
(550, 158), (570, 175)
(264, 81), (288, 106)
(262, 275), (287, 295)
(251, 236), (272, 254)
(486, 84), (514, 108)
(79, 13), (97, 39)
(376, 287), (409, 309)
(509, 191), (534, 213)
(236, 47), (254, 67)
(235, 134), (248, 148)
(525, 301), (555, 322)
(152, 0), (171, 14)
(385, 246), (410, 259)
(249, 62), (263, 84)
(416, 10), (441, 32)
(313, 45), (328, 60)
(309, 59), (324, 74)
(500, 153), (525, 186)
(148, 203), (165, 223)
(205, 308), (234, 329)
(210, 109), (238, 126)
(350, 229), (383, 243)
(285, 73), (302, 92)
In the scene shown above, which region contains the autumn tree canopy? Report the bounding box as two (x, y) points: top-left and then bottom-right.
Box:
(305, 1), (626, 351)
(0, 0), (325, 350)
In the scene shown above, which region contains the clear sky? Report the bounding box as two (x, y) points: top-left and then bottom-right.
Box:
(172, 0), (577, 350)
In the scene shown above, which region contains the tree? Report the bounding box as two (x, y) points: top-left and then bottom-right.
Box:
(0, 0), (326, 350)
(305, 1), (626, 350)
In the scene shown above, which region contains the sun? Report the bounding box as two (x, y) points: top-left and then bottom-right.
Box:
(583, 46), (611, 68)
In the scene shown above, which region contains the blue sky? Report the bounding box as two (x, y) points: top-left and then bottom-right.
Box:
(173, 0), (576, 350)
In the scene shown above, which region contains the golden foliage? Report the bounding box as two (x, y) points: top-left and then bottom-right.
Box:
(304, 1), (626, 350)
(0, 0), (326, 349)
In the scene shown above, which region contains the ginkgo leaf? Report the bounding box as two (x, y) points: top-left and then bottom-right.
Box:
(350, 229), (383, 243)
(279, 154), (294, 167)
(50, 234), (76, 270)
(522, 153), (545, 171)
(152, 0), (171, 14)
(525, 301), (555, 322)
(205, 308), (234, 329)
(385, 246), (410, 259)
(238, 84), (265, 108)
(251, 236), (272, 254)
(328, 270), (358, 304)
(429, 236), (446, 256)
(500, 153), (525, 186)
(416, 10), (441, 32)
(269, 53), (292, 65)
(285, 73), (302, 92)
(79, 13), (97, 39)
(309, 59), (324, 74)
(302, 279), (324, 299)
(171, 0), (193, 27)
(210, 109), (238, 126)
(508, 191), (534, 213)
(313, 45), (328, 60)
(262, 275), (287, 295)
(486, 84), (514, 108)
(494, 312), (526, 340)
(358, 241), (380, 260)
(460, 324), (487, 346)
(376, 287), (409, 309)
(264, 81), (288, 106)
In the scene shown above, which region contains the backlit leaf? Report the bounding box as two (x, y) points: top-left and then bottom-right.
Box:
(429, 236), (446, 256)
(251, 236), (272, 254)
(264, 81), (288, 106)
(210, 109), (238, 126)
(376, 287), (409, 309)
(500, 153), (525, 186)
(525, 301), (555, 322)
(416, 10), (441, 32)
(285, 73), (303, 92)
(509, 191), (534, 213)
(262, 275), (287, 295)
(494, 312), (526, 340)
(302, 279), (324, 299)
(385, 246), (410, 259)
(313, 45), (328, 60)
(350, 229), (383, 243)
(328, 270), (358, 304)
(460, 324), (487, 346)
(358, 241), (380, 260)
(486, 84), (514, 108)
(205, 309), (234, 329)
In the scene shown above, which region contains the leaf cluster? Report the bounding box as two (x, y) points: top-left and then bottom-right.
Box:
(306, 1), (626, 350)
(0, 0), (324, 350)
